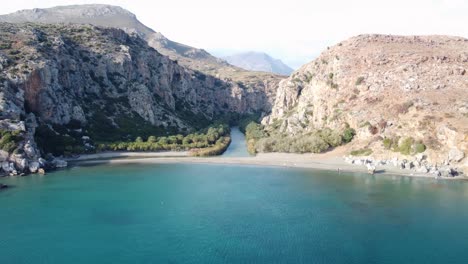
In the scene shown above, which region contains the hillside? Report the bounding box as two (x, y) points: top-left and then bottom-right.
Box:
(0, 23), (278, 173)
(0, 5), (283, 86)
(258, 34), (468, 174)
(223, 52), (293, 75)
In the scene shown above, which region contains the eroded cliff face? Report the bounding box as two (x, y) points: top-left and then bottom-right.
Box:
(0, 23), (278, 173)
(263, 34), (468, 173)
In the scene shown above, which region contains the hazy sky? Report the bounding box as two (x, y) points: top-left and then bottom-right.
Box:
(1, 0), (467, 68)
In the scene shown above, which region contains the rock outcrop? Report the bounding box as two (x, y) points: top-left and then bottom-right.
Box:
(263, 34), (468, 174)
(0, 23), (278, 174)
(0, 4), (283, 93)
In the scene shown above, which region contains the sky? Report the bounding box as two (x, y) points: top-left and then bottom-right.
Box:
(1, 0), (467, 69)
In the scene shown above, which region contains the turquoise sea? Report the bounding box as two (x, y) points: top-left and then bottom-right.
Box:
(1, 163), (468, 263)
(1, 132), (468, 263)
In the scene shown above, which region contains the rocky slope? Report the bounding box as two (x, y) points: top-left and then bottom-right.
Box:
(223, 52), (293, 75)
(262, 34), (468, 174)
(0, 23), (277, 174)
(0, 5), (282, 87)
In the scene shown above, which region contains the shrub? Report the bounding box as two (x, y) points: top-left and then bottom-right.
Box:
(34, 125), (78, 155)
(355, 77), (365, 85)
(190, 136), (231, 156)
(350, 148), (373, 156)
(398, 137), (414, 155)
(342, 128), (356, 143)
(294, 135), (330, 153)
(319, 128), (342, 147)
(244, 122), (267, 154)
(414, 142), (426, 153)
(97, 124), (230, 156)
(382, 138), (393, 149)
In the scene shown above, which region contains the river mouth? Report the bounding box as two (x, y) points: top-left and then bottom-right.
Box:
(1, 163), (468, 263)
(222, 127), (251, 157)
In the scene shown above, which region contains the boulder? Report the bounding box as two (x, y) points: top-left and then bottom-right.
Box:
(441, 167), (458, 177)
(417, 166), (429, 173)
(38, 158), (47, 167)
(0, 150), (9, 162)
(404, 162), (414, 170)
(366, 163), (376, 174)
(1, 161), (10, 172)
(415, 153), (427, 163)
(14, 157), (28, 171)
(52, 159), (68, 168)
(1, 162), (16, 173)
(448, 148), (465, 163)
(29, 161), (40, 173)
(38, 168), (46, 175)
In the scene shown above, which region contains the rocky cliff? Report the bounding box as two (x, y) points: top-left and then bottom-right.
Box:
(262, 34), (468, 174)
(0, 23), (277, 174)
(0, 5), (283, 89)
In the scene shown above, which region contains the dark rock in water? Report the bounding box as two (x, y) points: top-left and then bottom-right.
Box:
(0, 183), (9, 189)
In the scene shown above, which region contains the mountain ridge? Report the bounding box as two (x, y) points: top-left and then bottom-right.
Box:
(223, 51), (293, 75)
(259, 34), (468, 174)
(0, 4), (283, 82)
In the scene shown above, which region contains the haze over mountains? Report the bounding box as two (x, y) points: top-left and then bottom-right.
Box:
(223, 52), (294, 75)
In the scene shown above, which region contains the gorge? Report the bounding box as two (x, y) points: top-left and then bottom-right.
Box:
(1, 2), (468, 264)
(0, 5), (466, 178)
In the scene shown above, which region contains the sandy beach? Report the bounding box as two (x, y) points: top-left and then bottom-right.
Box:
(66, 151), (465, 179)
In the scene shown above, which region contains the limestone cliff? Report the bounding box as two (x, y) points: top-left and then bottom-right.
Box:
(0, 4), (283, 93)
(263, 34), (468, 173)
(0, 23), (277, 173)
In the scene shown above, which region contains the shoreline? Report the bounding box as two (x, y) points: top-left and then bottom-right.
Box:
(67, 152), (467, 180)
(64, 151), (189, 161)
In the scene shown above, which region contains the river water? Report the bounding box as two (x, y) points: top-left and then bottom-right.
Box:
(222, 127), (251, 157)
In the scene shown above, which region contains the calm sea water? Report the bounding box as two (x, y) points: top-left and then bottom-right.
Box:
(222, 127), (251, 157)
(1, 163), (468, 263)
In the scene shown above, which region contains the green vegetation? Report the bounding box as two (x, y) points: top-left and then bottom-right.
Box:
(190, 136), (231, 157)
(248, 123), (356, 154)
(86, 111), (173, 142)
(382, 137), (426, 155)
(97, 124), (230, 156)
(382, 137), (394, 150)
(238, 113), (262, 133)
(245, 122), (267, 154)
(398, 137), (414, 155)
(414, 142), (426, 153)
(327, 73), (339, 89)
(350, 148), (373, 156)
(342, 127), (356, 143)
(0, 130), (23, 153)
(35, 124), (84, 155)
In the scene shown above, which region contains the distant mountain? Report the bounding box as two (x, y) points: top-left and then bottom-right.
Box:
(223, 52), (294, 75)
